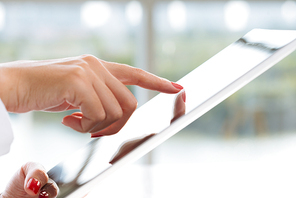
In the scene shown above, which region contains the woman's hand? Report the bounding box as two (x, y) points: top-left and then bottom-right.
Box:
(1, 162), (59, 198)
(0, 55), (183, 136)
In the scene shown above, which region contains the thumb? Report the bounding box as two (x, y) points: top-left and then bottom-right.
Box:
(2, 162), (59, 198)
(23, 162), (49, 196)
(39, 178), (59, 198)
(23, 162), (59, 198)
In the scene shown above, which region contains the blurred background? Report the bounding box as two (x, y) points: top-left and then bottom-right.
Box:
(0, 0), (296, 197)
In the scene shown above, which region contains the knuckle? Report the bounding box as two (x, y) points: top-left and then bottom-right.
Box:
(72, 66), (86, 77)
(110, 108), (123, 121)
(77, 58), (89, 68)
(93, 110), (106, 123)
(21, 162), (32, 173)
(132, 68), (145, 85)
(85, 111), (106, 132)
(133, 67), (143, 73)
(80, 54), (99, 63)
(21, 162), (49, 183)
(122, 94), (138, 113)
(22, 161), (32, 168)
(68, 66), (88, 84)
(126, 97), (138, 112)
(34, 168), (49, 181)
(133, 67), (144, 76)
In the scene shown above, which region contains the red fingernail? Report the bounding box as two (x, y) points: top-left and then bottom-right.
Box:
(182, 91), (186, 103)
(171, 82), (183, 90)
(91, 134), (103, 138)
(39, 190), (49, 198)
(27, 178), (41, 194)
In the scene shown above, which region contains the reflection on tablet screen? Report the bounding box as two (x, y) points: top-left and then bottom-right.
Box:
(48, 90), (186, 196)
(110, 90), (186, 164)
(48, 29), (296, 197)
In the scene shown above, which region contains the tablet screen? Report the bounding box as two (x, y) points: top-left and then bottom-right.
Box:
(48, 29), (296, 197)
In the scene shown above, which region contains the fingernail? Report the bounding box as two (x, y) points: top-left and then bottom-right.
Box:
(27, 178), (41, 194)
(171, 82), (183, 90)
(39, 190), (49, 198)
(91, 134), (103, 138)
(182, 91), (186, 103)
(40, 179), (59, 198)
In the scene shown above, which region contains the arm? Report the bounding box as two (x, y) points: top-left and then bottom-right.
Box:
(0, 99), (13, 156)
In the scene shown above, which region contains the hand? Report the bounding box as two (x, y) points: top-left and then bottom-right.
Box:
(0, 55), (183, 136)
(1, 162), (59, 198)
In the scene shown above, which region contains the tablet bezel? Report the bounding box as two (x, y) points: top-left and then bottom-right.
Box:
(52, 29), (296, 197)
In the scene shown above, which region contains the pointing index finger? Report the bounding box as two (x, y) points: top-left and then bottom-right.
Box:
(102, 61), (183, 94)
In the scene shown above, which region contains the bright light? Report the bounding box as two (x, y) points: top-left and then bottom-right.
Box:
(167, 1), (187, 31)
(281, 1), (296, 24)
(81, 1), (111, 28)
(0, 3), (5, 31)
(224, 1), (250, 32)
(125, 1), (143, 26)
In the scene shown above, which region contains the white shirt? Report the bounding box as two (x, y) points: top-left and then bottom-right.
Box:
(0, 99), (13, 156)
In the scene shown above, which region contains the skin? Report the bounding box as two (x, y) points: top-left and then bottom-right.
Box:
(0, 54), (183, 197)
(1, 162), (58, 198)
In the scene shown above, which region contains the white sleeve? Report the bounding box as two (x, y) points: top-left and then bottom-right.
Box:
(0, 99), (13, 156)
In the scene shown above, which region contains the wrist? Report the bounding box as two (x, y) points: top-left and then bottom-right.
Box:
(0, 65), (20, 111)
(0, 66), (9, 103)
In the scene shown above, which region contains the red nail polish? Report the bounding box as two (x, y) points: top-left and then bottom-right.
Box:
(27, 178), (41, 194)
(39, 190), (49, 198)
(91, 134), (103, 138)
(182, 91), (186, 103)
(171, 82), (183, 90)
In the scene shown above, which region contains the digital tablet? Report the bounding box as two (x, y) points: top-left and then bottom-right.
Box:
(48, 29), (296, 197)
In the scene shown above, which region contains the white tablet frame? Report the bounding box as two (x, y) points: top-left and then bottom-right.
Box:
(64, 29), (296, 197)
